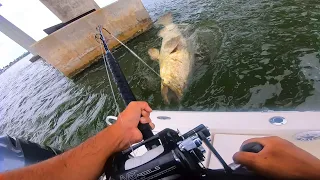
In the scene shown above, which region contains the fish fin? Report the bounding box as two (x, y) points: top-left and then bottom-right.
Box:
(158, 28), (166, 38)
(148, 48), (160, 61)
(164, 36), (181, 53)
(161, 84), (170, 104)
(156, 13), (173, 26)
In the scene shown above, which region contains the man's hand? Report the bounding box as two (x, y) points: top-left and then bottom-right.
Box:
(233, 136), (320, 179)
(113, 101), (154, 151)
(0, 101), (156, 180)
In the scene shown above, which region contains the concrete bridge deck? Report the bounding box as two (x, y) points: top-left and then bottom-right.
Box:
(1, 0), (152, 77)
(30, 0), (152, 77)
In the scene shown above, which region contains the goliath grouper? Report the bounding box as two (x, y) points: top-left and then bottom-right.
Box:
(148, 13), (194, 104)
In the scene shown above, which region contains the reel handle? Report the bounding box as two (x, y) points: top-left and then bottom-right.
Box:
(137, 123), (160, 149)
(241, 142), (264, 153)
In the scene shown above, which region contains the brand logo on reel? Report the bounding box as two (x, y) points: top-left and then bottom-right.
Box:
(120, 166), (161, 180)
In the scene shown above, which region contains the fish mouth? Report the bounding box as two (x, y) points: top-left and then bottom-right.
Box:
(161, 84), (180, 104)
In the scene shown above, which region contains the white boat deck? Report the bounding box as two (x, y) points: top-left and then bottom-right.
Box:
(148, 111), (320, 169)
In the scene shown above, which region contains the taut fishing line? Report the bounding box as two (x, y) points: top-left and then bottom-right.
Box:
(101, 28), (162, 80)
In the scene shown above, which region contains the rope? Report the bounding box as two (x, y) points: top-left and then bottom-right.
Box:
(102, 28), (162, 80)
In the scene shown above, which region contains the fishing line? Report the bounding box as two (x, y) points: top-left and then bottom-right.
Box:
(102, 28), (162, 80)
(98, 40), (136, 157)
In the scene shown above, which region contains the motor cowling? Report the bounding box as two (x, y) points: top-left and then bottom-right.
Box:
(0, 135), (61, 173)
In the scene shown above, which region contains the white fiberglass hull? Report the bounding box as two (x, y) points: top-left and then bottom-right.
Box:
(149, 111), (320, 169)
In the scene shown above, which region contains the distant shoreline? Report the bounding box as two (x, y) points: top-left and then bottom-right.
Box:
(0, 52), (30, 75)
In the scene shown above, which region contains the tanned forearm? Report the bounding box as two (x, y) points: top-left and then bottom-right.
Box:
(1, 124), (124, 180)
(0, 101), (154, 180)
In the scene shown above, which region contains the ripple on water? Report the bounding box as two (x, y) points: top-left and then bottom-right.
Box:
(296, 52), (320, 111)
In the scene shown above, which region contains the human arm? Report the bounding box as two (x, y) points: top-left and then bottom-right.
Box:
(233, 136), (320, 179)
(0, 101), (154, 180)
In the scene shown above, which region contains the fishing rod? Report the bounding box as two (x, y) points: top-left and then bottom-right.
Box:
(96, 25), (160, 150)
(95, 26), (266, 180)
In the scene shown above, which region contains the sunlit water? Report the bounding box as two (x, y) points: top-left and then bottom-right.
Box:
(0, 0), (320, 150)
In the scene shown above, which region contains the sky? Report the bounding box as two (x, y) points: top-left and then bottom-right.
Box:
(0, 0), (116, 68)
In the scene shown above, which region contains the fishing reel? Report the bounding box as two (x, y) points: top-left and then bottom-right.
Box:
(105, 124), (210, 179)
(105, 124), (265, 180)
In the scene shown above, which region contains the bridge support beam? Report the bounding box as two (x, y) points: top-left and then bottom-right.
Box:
(0, 15), (36, 53)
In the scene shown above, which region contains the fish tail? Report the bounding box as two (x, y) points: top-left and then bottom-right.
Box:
(161, 84), (170, 104)
(157, 13), (173, 26)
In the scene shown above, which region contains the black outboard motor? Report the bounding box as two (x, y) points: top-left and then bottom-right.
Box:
(0, 135), (62, 173)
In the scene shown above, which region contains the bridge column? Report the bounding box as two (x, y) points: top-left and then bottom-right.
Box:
(0, 15), (36, 53)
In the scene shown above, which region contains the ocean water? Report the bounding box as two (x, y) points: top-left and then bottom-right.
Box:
(0, 0), (319, 150)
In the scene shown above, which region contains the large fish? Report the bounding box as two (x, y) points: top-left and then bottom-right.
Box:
(148, 13), (194, 104)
